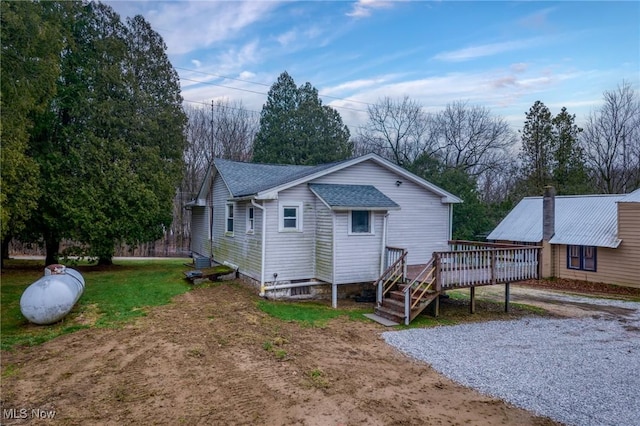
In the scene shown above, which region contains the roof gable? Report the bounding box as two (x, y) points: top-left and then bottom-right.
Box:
(487, 194), (628, 248)
(620, 188), (640, 203)
(190, 153), (463, 205)
(308, 184), (400, 210)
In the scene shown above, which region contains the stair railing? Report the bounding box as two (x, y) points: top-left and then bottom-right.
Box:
(373, 249), (407, 305)
(402, 256), (437, 325)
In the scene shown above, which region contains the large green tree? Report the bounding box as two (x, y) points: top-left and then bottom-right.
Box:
(552, 107), (588, 194)
(21, 1), (186, 265)
(518, 101), (556, 195)
(252, 71), (352, 165)
(0, 1), (62, 262)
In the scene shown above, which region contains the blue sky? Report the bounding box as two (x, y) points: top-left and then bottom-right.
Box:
(108, 1), (639, 131)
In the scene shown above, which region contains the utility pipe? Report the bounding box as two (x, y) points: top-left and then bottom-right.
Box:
(251, 199), (267, 296)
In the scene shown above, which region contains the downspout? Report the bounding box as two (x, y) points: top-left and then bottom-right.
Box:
(252, 199), (267, 296)
(449, 204), (453, 242)
(331, 212), (337, 308)
(380, 213), (389, 274)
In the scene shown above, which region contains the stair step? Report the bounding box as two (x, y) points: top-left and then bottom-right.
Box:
(381, 297), (405, 310)
(388, 290), (434, 304)
(374, 305), (404, 324)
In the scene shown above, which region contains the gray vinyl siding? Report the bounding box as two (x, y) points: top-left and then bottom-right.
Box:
(315, 200), (333, 282)
(211, 173), (262, 281)
(312, 160), (451, 265)
(333, 211), (384, 284)
(263, 185), (316, 282)
(190, 205), (211, 257)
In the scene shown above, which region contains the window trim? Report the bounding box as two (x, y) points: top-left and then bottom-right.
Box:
(246, 206), (254, 234)
(279, 202), (303, 232)
(225, 202), (235, 235)
(566, 245), (597, 272)
(348, 210), (374, 235)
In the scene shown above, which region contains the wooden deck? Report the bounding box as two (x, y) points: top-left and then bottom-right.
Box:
(374, 241), (542, 325)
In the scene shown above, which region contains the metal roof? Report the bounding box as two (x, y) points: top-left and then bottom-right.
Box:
(620, 188), (640, 203)
(308, 184), (400, 210)
(487, 194), (628, 248)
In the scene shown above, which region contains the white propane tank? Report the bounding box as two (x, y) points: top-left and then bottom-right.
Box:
(20, 264), (85, 325)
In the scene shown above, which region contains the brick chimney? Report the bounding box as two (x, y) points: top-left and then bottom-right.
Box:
(542, 186), (556, 241)
(541, 186), (556, 278)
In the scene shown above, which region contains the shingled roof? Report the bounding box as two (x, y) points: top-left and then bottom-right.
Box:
(187, 153), (463, 206)
(308, 184), (400, 210)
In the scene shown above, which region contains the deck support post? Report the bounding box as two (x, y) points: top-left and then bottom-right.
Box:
(332, 283), (337, 309)
(469, 286), (476, 314)
(505, 282), (510, 313)
(434, 295), (440, 317)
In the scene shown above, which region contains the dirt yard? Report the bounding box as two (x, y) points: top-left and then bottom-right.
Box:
(3, 279), (614, 426)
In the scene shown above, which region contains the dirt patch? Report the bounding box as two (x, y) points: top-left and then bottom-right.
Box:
(471, 282), (639, 318)
(1, 282), (558, 425)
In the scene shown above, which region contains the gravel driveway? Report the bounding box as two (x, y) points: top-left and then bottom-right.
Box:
(382, 293), (640, 426)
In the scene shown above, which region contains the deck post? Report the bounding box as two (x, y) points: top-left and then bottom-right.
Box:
(332, 283), (337, 309)
(433, 295), (440, 317)
(505, 282), (510, 313)
(404, 289), (410, 325)
(469, 286), (476, 314)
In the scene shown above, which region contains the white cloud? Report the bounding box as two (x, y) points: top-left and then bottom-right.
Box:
(110, 1), (282, 56)
(191, 59), (202, 68)
(347, 0), (396, 18)
(276, 29), (297, 47)
(433, 37), (546, 62)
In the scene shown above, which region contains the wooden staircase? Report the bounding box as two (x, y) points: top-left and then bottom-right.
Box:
(373, 251), (440, 325)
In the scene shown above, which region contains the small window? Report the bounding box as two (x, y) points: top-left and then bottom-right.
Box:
(226, 203), (234, 234)
(567, 245), (596, 272)
(246, 206), (254, 233)
(583, 246), (596, 271)
(279, 203), (302, 232)
(568, 245), (581, 269)
(350, 210), (372, 234)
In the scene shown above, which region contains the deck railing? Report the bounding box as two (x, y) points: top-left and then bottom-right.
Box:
(435, 241), (541, 289)
(374, 247), (407, 305)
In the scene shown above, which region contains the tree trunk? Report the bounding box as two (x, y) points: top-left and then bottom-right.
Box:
(1, 237), (10, 269)
(98, 256), (113, 266)
(45, 233), (60, 266)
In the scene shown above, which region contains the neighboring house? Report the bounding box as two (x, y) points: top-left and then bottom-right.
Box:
(487, 187), (640, 288)
(186, 153), (462, 305)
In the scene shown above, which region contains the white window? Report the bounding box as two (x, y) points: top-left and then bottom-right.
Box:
(279, 202), (303, 232)
(246, 206), (254, 233)
(225, 203), (234, 235)
(349, 210), (373, 234)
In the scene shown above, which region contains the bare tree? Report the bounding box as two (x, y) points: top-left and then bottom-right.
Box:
(581, 81), (640, 193)
(435, 100), (516, 177)
(355, 96), (437, 167)
(171, 100), (257, 254)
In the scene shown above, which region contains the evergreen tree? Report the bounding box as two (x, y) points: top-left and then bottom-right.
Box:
(518, 101), (555, 195)
(552, 107), (589, 194)
(0, 1), (62, 263)
(252, 71), (352, 165)
(22, 1), (186, 265)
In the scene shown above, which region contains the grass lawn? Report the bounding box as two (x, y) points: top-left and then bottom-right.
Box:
(1, 258), (193, 351)
(256, 299), (371, 327)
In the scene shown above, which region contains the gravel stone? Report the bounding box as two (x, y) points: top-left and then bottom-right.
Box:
(382, 296), (640, 426)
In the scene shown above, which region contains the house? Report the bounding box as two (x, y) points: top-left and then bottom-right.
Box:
(186, 153), (462, 306)
(487, 187), (640, 288)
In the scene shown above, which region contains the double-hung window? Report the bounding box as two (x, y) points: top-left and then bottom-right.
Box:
(225, 203), (234, 235)
(350, 210), (373, 234)
(279, 202), (302, 232)
(567, 245), (596, 271)
(246, 206), (254, 233)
